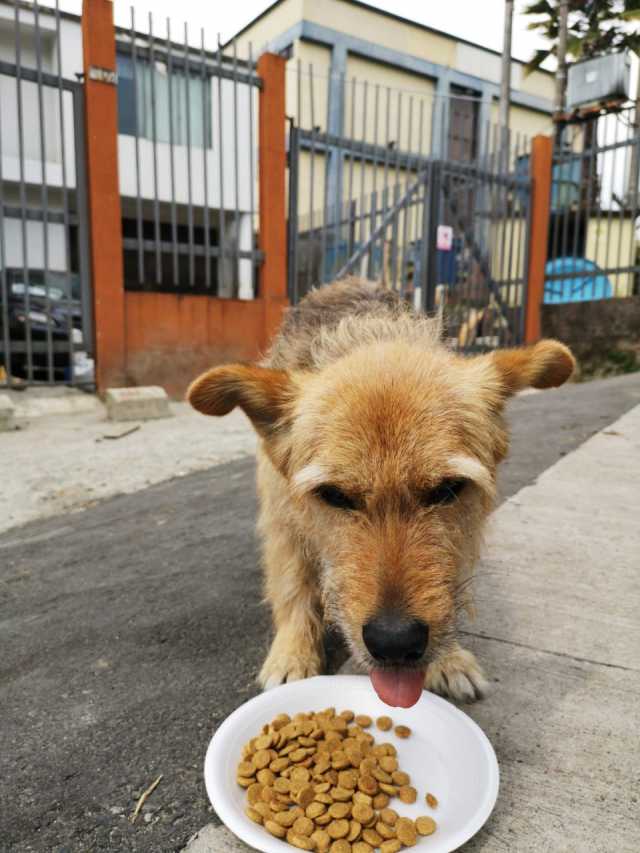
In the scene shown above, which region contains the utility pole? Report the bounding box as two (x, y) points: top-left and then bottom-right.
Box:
(627, 59), (640, 205)
(499, 0), (514, 132)
(499, 0), (514, 168)
(554, 0), (569, 115)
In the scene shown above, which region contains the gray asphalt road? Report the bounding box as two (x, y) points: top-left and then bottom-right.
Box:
(2, 373), (640, 853)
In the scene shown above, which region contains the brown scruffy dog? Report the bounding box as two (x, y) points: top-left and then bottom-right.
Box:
(188, 279), (575, 707)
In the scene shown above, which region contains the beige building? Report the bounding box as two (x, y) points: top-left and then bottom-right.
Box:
(228, 0), (555, 294)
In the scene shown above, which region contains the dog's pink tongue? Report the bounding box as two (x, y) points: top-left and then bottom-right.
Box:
(370, 669), (425, 708)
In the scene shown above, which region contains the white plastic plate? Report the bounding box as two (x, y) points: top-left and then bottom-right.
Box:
(204, 675), (499, 852)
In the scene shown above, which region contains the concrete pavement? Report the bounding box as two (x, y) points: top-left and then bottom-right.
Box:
(185, 402), (640, 852)
(1, 401), (255, 533)
(1, 374), (640, 852)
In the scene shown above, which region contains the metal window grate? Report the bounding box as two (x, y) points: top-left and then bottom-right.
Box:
(118, 10), (263, 299)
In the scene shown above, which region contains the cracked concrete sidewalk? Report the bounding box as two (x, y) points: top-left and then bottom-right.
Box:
(184, 404), (640, 853)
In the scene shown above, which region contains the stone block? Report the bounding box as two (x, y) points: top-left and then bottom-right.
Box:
(105, 386), (172, 422)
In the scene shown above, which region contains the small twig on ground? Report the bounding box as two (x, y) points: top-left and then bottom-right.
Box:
(129, 774), (163, 824)
(98, 425), (141, 442)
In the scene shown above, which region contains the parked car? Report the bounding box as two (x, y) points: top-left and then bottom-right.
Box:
(0, 272), (93, 382)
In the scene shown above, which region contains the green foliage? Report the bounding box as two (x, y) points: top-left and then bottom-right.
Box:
(524, 0), (640, 74)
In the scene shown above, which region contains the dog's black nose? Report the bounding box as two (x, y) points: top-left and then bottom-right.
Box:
(362, 612), (429, 664)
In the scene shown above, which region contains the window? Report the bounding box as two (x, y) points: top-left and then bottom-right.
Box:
(448, 86), (479, 163)
(117, 52), (212, 148)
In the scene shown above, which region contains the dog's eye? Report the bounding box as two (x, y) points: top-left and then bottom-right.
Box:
(314, 485), (357, 511)
(421, 478), (467, 507)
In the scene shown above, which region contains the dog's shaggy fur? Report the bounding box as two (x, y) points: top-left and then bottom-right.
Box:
(188, 279), (575, 703)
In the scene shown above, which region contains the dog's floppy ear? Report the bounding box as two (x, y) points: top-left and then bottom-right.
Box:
(187, 364), (293, 438)
(491, 339), (575, 397)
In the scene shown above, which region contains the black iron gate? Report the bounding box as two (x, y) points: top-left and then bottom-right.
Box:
(288, 117), (532, 352)
(0, 1), (93, 388)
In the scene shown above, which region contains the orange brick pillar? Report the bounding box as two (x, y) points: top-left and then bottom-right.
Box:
(257, 53), (288, 347)
(82, 0), (125, 392)
(525, 134), (553, 344)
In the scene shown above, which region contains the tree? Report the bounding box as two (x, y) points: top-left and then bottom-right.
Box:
(524, 0), (640, 72)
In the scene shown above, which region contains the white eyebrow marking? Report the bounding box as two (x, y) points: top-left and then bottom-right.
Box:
(447, 455), (495, 498)
(291, 463), (328, 494)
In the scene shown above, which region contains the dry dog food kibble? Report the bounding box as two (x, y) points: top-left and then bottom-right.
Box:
(415, 816), (437, 836)
(237, 709), (438, 850)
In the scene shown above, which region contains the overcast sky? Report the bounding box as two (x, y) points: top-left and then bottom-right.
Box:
(39, 0), (553, 65)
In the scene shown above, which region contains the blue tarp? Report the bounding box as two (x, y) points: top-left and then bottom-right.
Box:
(544, 257), (613, 303)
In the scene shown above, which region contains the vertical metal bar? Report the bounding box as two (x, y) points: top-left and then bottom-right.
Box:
(307, 63), (316, 291)
(358, 80), (368, 277)
(131, 9), (144, 286)
(13, 0), (32, 381)
(550, 124), (562, 268)
(55, 0), (73, 357)
(367, 82), (380, 277)
(184, 22), (195, 287)
(512, 133), (526, 340)
(590, 113), (607, 288)
(319, 69), (332, 282)
(33, 0), (55, 382)
(166, 18), (179, 286)
(389, 91), (403, 288)
(503, 132), (519, 323)
(367, 190), (377, 275)
(287, 124), (299, 303)
(0, 52), (11, 385)
(333, 70), (345, 276)
(519, 156), (533, 344)
(296, 57), (302, 127)
(72, 86), (93, 364)
(496, 132), (510, 344)
(440, 95), (447, 162)
(149, 13), (162, 285)
(232, 40), (240, 297)
(200, 28), (211, 289)
(614, 116), (628, 298)
(627, 126), (640, 294)
(425, 163), (440, 313)
(418, 167), (429, 314)
(248, 42), (256, 296)
(216, 35), (227, 296)
(570, 124), (584, 271)
(399, 97), (414, 297)
(560, 124), (572, 284)
(346, 76), (356, 259)
(583, 117), (599, 298)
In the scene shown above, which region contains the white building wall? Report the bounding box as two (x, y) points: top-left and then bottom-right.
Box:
(3, 218), (67, 271)
(117, 76), (255, 212)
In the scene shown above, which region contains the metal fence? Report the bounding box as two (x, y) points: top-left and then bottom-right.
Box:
(547, 105), (640, 303)
(0, 0), (92, 388)
(117, 11), (262, 300)
(287, 63), (533, 350)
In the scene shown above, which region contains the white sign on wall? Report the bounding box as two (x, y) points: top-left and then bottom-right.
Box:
(437, 225), (453, 251)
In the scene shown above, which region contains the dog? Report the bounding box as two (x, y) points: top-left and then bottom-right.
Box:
(188, 279), (575, 707)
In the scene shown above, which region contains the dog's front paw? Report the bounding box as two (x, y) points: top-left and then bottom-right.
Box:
(425, 644), (489, 702)
(258, 632), (323, 690)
